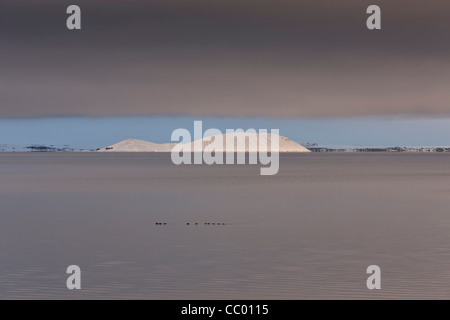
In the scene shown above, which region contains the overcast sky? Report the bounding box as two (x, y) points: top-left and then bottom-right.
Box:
(2, 0), (450, 118)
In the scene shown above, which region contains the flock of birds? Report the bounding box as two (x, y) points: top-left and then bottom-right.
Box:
(155, 222), (227, 226)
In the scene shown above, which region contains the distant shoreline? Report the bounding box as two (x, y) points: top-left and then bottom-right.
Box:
(1, 147), (450, 153)
(307, 146), (450, 153)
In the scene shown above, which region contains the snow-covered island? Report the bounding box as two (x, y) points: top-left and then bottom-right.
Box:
(97, 132), (311, 153)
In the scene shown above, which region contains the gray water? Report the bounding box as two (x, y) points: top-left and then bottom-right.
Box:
(1, 153), (450, 299)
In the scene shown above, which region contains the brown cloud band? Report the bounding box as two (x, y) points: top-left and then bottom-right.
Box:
(1, 0), (449, 118)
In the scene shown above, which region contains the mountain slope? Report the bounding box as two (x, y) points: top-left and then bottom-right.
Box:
(98, 134), (311, 152)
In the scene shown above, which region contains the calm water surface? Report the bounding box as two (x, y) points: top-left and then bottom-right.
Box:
(1, 153), (450, 299)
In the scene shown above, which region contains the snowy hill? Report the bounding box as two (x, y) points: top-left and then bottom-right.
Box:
(97, 133), (311, 152)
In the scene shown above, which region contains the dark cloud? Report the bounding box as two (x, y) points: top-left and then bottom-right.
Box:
(1, 0), (450, 118)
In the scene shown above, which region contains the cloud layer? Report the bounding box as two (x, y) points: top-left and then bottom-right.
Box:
(1, 0), (450, 118)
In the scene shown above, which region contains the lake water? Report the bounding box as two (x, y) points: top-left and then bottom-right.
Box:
(1, 153), (450, 299)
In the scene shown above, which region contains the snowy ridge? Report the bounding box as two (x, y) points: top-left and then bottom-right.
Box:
(97, 133), (311, 152)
